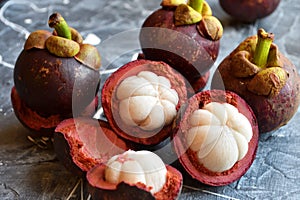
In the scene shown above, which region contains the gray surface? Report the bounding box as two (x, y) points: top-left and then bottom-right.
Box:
(0, 0), (300, 199)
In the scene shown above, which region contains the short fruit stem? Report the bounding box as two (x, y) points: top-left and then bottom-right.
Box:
(253, 28), (274, 68)
(188, 0), (204, 13)
(48, 13), (72, 40)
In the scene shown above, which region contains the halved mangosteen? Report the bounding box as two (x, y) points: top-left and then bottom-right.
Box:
(87, 150), (183, 200)
(139, 0), (223, 92)
(101, 59), (188, 146)
(172, 90), (259, 186)
(53, 117), (129, 177)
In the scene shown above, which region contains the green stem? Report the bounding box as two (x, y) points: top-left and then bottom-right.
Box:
(188, 0), (204, 13)
(48, 13), (72, 40)
(253, 28), (274, 68)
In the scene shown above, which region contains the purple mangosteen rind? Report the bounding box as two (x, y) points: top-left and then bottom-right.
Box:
(172, 90), (259, 186)
(11, 87), (98, 136)
(219, 0), (281, 23)
(139, 0), (223, 92)
(11, 13), (101, 135)
(212, 29), (300, 133)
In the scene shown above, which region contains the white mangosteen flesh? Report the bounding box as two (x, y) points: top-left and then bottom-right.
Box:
(116, 71), (179, 131)
(104, 150), (167, 194)
(186, 102), (253, 172)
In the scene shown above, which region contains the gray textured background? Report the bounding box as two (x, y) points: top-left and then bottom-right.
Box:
(0, 0), (299, 199)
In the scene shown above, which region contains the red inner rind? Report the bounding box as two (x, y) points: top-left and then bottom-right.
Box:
(173, 90), (259, 186)
(101, 59), (187, 146)
(54, 118), (128, 174)
(87, 164), (183, 200)
(11, 86), (98, 136)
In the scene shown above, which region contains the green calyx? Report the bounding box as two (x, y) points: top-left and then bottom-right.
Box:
(172, 0), (211, 26)
(253, 28), (274, 68)
(230, 28), (288, 97)
(48, 13), (72, 40)
(170, 0), (223, 40)
(24, 12), (101, 70)
(174, 4), (202, 26)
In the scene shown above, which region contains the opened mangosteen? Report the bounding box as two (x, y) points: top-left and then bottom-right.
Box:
(11, 13), (101, 136)
(219, 0), (281, 23)
(53, 117), (129, 177)
(172, 90), (259, 186)
(139, 0), (223, 92)
(101, 59), (188, 146)
(87, 150), (183, 200)
(212, 28), (300, 133)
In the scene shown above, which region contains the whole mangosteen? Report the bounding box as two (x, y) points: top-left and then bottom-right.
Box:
(11, 13), (101, 136)
(139, 0), (223, 92)
(172, 90), (259, 186)
(219, 0), (281, 23)
(212, 28), (300, 133)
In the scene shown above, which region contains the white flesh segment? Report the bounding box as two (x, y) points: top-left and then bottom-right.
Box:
(119, 99), (137, 126)
(160, 100), (177, 125)
(189, 109), (221, 126)
(116, 76), (157, 100)
(203, 102), (228, 125)
(231, 128), (249, 160)
(158, 76), (171, 88)
(198, 127), (239, 172)
(227, 112), (253, 142)
(104, 160), (122, 184)
(116, 71), (179, 130)
(104, 150), (167, 194)
(137, 71), (159, 91)
(187, 102), (253, 172)
(159, 86), (179, 105)
(140, 104), (165, 130)
(196, 126), (223, 159)
(128, 96), (158, 123)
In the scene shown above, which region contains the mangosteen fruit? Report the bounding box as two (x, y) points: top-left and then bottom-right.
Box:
(87, 150), (183, 200)
(11, 13), (101, 136)
(139, 0), (223, 92)
(212, 28), (300, 133)
(172, 90), (259, 186)
(53, 117), (129, 177)
(101, 59), (188, 146)
(219, 0), (281, 23)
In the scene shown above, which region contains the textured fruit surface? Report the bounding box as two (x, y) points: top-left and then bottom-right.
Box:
(212, 36), (300, 133)
(219, 0), (281, 22)
(140, 8), (220, 92)
(54, 118), (128, 177)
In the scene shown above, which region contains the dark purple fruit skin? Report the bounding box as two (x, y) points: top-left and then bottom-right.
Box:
(212, 37), (300, 133)
(14, 49), (100, 118)
(219, 0), (281, 22)
(139, 8), (220, 91)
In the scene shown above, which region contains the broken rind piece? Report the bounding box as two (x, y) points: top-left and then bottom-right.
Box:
(104, 150), (167, 195)
(116, 71), (179, 131)
(186, 102), (253, 172)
